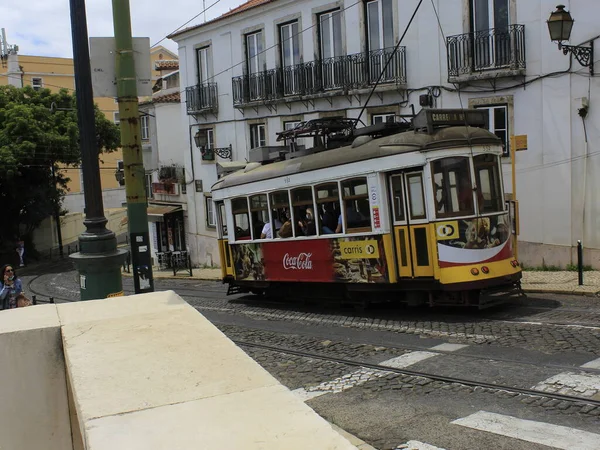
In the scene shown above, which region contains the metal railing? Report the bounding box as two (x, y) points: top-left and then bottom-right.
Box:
(447, 24), (526, 78)
(185, 83), (218, 114)
(232, 47), (406, 105)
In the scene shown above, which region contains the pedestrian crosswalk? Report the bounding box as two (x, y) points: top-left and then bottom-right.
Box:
(291, 344), (600, 449)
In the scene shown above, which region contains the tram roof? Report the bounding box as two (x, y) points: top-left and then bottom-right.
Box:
(212, 126), (500, 191)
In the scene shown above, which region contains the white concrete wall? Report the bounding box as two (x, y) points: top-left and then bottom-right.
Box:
(173, 0), (600, 268)
(0, 306), (73, 450)
(63, 188), (126, 214)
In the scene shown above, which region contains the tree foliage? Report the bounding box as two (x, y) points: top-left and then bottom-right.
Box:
(0, 85), (120, 254)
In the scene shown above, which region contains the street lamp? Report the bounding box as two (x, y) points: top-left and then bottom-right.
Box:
(547, 5), (594, 75)
(194, 129), (232, 160)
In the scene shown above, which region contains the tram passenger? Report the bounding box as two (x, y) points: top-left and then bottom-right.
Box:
(278, 210), (293, 238)
(298, 208), (316, 236)
(320, 204), (338, 234)
(260, 217), (282, 239)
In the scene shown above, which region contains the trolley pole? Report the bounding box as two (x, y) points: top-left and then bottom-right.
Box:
(511, 144), (518, 261)
(112, 0), (154, 294)
(68, 0), (127, 300)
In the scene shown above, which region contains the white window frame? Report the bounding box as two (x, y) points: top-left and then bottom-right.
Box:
(319, 10), (343, 60)
(280, 21), (300, 68)
(246, 31), (264, 75)
(146, 173), (153, 199)
(206, 128), (214, 149)
(197, 47), (210, 84)
(250, 123), (266, 149)
(206, 196), (216, 228)
(366, 0), (394, 51)
(31, 77), (43, 91)
(371, 113), (396, 124)
(140, 115), (150, 140)
(476, 104), (509, 156)
(114, 112), (120, 125)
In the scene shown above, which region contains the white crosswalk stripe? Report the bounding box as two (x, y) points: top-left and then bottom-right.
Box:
(532, 372), (600, 398)
(395, 441), (447, 450)
(581, 357), (600, 370)
(452, 411), (600, 450)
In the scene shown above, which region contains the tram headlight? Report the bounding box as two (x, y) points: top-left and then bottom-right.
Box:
(470, 268), (480, 276)
(481, 266), (490, 274)
(510, 260), (520, 268)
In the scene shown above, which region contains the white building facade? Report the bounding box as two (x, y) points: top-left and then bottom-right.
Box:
(171, 0), (600, 269)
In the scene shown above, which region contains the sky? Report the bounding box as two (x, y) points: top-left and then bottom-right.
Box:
(1, 0), (241, 58)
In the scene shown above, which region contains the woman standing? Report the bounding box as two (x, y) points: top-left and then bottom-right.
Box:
(0, 265), (23, 310)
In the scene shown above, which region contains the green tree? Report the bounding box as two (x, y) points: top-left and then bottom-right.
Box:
(0, 85), (120, 257)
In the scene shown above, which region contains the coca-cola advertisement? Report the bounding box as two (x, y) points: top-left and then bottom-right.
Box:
(230, 235), (389, 284)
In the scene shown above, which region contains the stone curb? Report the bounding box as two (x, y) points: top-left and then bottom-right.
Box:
(121, 271), (222, 282)
(521, 287), (600, 297)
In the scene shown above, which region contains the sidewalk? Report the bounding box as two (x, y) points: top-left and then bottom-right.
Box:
(123, 267), (600, 297)
(521, 270), (600, 296)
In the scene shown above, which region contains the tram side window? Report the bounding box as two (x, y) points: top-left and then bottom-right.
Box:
(341, 178), (371, 232)
(314, 183), (341, 234)
(218, 202), (228, 238)
(231, 198), (251, 240)
(474, 154), (503, 213)
(269, 190), (292, 238)
(432, 157), (474, 218)
(250, 194), (270, 239)
(291, 187), (316, 236)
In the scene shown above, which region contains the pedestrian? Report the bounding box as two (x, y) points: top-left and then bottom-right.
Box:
(0, 264), (23, 310)
(15, 237), (25, 267)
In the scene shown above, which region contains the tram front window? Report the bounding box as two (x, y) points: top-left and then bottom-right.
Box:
(250, 194), (269, 239)
(432, 157), (474, 218)
(474, 154), (503, 213)
(269, 191), (292, 238)
(342, 178), (371, 232)
(315, 183), (341, 234)
(232, 197), (251, 240)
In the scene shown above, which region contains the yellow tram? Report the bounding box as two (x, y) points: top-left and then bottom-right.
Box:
(212, 109), (522, 307)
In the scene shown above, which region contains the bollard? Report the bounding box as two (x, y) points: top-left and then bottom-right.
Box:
(577, 240), (583, 286)
(50, 297), (55, 304)
(32, 295), (37, 305)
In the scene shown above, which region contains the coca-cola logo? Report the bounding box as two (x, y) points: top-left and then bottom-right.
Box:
(283, 252), (313, 270)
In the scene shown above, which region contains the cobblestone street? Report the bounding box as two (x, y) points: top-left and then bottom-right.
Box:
(23, 263), (600, 449)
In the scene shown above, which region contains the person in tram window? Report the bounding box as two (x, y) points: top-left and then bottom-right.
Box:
(298, 208), (316, 236)
(321, 203), (338, 234)
(278, 210), (293, 238)
(260, 216), (282, 239)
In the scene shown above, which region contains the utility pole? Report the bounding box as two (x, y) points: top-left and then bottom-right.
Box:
(68, 0), (126, 300)
(112, 0), (154, 294)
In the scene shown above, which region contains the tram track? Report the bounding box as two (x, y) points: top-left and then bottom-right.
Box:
(233, 339), (600, 408)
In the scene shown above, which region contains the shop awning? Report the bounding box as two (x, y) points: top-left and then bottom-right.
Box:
(147, 205), (182, 217)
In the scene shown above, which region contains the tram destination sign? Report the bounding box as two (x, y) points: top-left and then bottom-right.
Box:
(413, 109), (488, 133)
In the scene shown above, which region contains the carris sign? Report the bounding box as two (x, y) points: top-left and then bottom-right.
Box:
(283, 252), (313, 270)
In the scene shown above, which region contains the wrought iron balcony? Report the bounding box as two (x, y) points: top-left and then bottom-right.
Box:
(232, 47), (407, 106)
(447, 24), (526, 79)
(185, 83), (218, 114)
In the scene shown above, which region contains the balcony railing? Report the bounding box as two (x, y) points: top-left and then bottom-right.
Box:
(185, 83), (218, 114)
(232, 47), (406, 106)
(447, 24), (526, 79)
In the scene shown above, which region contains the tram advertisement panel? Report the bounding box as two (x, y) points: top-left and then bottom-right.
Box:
(435, 214), (512, 268)
(230, 235), (389, 283)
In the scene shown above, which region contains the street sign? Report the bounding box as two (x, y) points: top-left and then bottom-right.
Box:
(90, 37), (152, 97)
(510, 134), (528, 151)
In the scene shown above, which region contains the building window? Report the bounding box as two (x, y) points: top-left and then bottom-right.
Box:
(283, 121), (307, 151)
(472, 0), (509, 33)
(164, 72), (179, 89)
(197, 47), (211, 84)
(140, 115), (150, 140)
(280, 21), (300, 68)
(371, 113), (395, 124)
(366, 0), (394, 51)
(114, 112), (120, 125)
(319, 10), (343, 60)
(471, 0), (510, 69)
(476, 105), (509, 156)
(31, 77), (43, 91)
(250, 124), (266, 149)
(206, 196), (216, 228)
(246, 31), (265, 75)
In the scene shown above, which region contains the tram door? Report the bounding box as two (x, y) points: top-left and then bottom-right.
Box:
(389, 172), (434, 278)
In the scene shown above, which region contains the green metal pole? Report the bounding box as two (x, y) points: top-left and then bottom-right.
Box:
(112, 0), (154, 293)
(69, 0), (126, 300)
